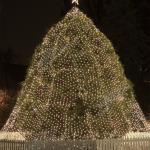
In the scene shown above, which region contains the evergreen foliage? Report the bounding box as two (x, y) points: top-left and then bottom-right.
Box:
(2, 7), (149, 140)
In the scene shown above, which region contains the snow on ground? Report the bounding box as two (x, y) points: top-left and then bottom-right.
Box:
(0, 132), (25, 140)
(123, 132), (150, 139)
(0, 132), (150, 141)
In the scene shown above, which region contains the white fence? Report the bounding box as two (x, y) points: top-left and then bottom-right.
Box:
(0, 132), (150, 150)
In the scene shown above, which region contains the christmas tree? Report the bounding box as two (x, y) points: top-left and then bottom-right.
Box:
(2, 5), (149, 140)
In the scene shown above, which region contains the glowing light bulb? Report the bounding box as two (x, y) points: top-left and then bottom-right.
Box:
(72, 0), (79, 5)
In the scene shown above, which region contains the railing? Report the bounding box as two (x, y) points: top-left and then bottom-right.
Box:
(0, 132), (150, 150)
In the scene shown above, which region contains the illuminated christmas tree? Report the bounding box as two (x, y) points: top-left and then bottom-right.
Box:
(2, 1), (149, 141)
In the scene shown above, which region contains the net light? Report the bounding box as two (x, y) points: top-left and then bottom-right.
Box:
(2, 6), (149, 141)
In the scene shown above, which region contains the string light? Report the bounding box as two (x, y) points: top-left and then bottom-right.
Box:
(2, 7), (149, 141)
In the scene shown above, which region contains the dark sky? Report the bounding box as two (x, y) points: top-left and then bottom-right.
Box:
(0, 0), (64, 65)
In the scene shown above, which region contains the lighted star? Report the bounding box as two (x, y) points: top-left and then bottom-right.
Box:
(72, 0), (79, 5)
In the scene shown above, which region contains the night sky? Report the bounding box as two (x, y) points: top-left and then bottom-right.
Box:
(0, 0), (64, 65)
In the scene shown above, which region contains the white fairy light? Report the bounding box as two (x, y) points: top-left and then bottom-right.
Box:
(2, 6), (149, 141)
